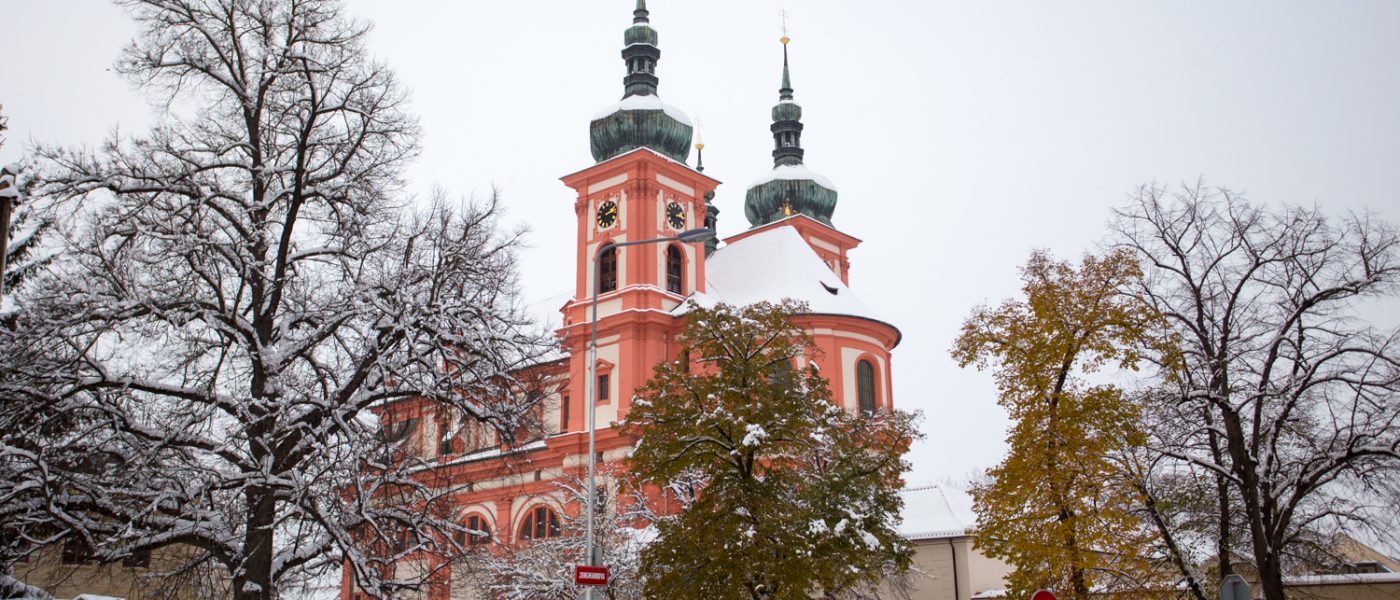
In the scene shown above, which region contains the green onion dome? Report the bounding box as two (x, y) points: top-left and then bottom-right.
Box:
(746, 165), (838, 227)
(745, 37), (837, 227)
(589, 0), (693, 163)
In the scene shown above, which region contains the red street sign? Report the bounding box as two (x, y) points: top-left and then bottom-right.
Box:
(1030, 590), (1057, 600)
(574, 565), (610, 587)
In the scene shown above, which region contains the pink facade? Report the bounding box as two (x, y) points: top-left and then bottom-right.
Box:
(341, 5), (901, 598)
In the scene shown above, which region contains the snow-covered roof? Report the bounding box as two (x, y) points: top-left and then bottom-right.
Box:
(747, 163), (838, 191)
(559, 146), (717, 183)
(1285, 572), (1400, 585)
(592, 94), (692, 126)
(417, 439), (550, 473)
(898, 484), (970, 540)
(682, 225), (892, 332)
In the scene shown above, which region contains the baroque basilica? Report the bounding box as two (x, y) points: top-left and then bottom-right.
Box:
(344, 2), (902, 597)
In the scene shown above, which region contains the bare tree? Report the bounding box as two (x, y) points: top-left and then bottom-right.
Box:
(1112, 182), (1400, 600)
(0, 1), (550, 599)
(0, 105), (61, 600)
(0, 106), (58, 301)
(470, 467), (666, 600)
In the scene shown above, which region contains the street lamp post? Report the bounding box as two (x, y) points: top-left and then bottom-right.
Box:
(582, 227), (715, 598)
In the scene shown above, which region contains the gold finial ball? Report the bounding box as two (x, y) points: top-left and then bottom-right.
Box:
(695, 142), (705, 151)
(780, 35), (790, 46)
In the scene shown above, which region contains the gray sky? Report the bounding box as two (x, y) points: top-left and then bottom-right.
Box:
(4, 0), (1399, 494)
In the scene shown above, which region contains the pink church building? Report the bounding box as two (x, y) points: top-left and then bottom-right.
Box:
(342, 3), (900, 597)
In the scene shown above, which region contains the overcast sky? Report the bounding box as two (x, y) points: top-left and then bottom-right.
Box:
(4, 1), (1399, 499)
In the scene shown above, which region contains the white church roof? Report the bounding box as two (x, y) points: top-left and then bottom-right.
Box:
(898, 484), (971, 540)
(680, 225), (893, 333)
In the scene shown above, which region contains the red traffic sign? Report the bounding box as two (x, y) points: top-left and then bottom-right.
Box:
(1030, 591), (1057, 600)
(574, 565), (610, 587)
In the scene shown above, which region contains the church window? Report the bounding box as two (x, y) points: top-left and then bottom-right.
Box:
(560, 394), (570, 433)
(514, 396), (544, 443)
(857, 360), (876, 415)
(437, 417), (455, 456)
(123, 547), (152, 568)
(666, 244), (683, 294)
(598, 245), (617, 293)
(383, 417), (417, 444)
(771, 357), (793, 384)
(62, 536), (93, 565)
(455, 514), (492, 546)
(597, 373), (610, 402)
(389, 528), (415, 554)
(519, 506), (561, 541)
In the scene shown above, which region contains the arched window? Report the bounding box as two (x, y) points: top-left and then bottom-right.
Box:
(857, 359), (876, 415)
(666, 244), (683, 294)
(518, 506), (561, 541)
(770, 357), (793, 385)
(455, 514), (492, 546)
(598, 245), (618, 294)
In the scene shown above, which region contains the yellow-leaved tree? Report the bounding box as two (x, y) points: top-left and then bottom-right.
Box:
(952, 249), (1171, 599)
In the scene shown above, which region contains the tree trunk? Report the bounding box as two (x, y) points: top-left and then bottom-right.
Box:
(1255, 550), (1287, 600)
(235, 488), (276, 600)
(1070, 566), (1090, 600)
(1205, 412), (1233, 583)
(1220, 409), (1286, 600)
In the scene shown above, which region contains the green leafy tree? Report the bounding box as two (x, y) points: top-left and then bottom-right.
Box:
(953, 249), (1172, 600)
(623, 301), (919, 600)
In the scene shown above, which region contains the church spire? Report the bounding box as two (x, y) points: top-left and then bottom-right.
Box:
(744, 32), (838, 228)
(589, 0), (693, 163)
(770, 35), (805, 167)
(621, 0), (660, 98)
(779, 36), (793, 100)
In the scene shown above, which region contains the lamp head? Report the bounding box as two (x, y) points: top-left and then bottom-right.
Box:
(676, 227), (716, 243)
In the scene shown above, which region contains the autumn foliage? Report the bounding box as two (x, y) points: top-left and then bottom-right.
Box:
(953, 249), (1172, 599)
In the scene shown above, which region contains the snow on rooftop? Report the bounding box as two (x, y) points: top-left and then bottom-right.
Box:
(592, 93), (693, 126)
(684, 225), (888, 327)
(747, 163), (837, 191)
(898, 484), (970, 540)
(1285, 572), (1400, 585)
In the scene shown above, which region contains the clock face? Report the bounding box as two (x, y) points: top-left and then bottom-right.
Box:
(666, 201), (685, 230)
(596, 199), (618, 229)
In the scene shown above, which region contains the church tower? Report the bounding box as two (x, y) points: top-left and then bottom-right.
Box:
(556, 0), (721, 437)
(727, 35), (862, 285)
(709, 34), (899, 416)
